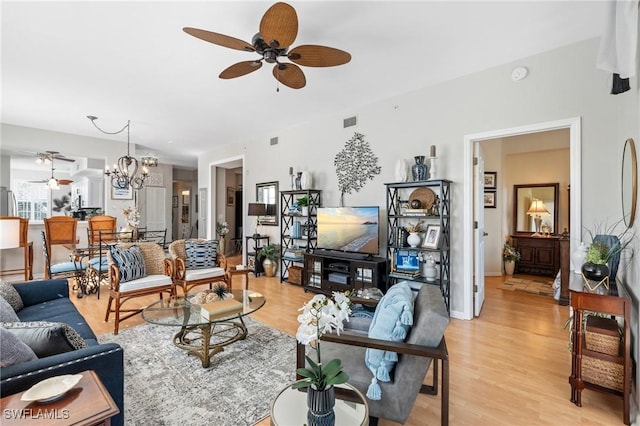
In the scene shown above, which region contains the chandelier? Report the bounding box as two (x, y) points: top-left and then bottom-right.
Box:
(87, 115), (148, 190)
(141, 156), (158, 168)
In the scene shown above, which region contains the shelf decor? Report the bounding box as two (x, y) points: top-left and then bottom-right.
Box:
(334, 132), (381, 206)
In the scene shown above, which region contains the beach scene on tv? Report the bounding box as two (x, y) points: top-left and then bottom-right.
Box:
(317, 207), (379, 254)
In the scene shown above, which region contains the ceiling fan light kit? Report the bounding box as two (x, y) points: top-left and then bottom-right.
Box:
(87, 116), (149, 190)
(183, 1), (351, 89)
(29, 151), (75, 189)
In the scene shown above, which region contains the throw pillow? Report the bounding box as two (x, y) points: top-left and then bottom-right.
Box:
(0, 296), (20, 322)
(185, 240), (218, 270)
(109, 245), (147, 282)
(0, 327), (37, 367)
(365, 281), (415, 400)
(0, 281), (23, 311)
(1, 321), (88, 357)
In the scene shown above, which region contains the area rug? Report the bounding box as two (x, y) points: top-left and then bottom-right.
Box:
(500, 276), (555, 298)
(98, 317), (296, 425)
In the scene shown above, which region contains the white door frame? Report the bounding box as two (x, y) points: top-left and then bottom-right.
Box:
(207, 154), (245, 240)
(461, 117), (581, 320)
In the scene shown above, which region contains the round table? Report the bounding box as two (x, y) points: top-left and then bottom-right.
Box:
(270, 380), (369, 426)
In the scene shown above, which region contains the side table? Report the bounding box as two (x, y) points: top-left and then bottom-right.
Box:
(270, 381), (368, 426)
(0, 370), (119, 426)
(228, 265), (250, 290)
(246, 235), (270, 276)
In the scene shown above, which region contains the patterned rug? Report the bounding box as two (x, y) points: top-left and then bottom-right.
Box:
(99, 317), (296, 425)
(500, 276), (555, 298)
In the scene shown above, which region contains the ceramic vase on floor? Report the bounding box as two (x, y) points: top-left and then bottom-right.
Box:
(504, 260), (515, 275)
(307, 386), (336, 426)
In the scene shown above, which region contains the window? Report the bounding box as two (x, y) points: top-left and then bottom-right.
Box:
(14, 181), (48, 220)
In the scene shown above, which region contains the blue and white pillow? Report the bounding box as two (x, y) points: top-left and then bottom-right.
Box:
(109, 245), (147, 283)
(365, 281), (414, 400)
(185, 240), (218, 270)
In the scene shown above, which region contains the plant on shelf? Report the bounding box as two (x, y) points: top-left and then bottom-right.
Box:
(296, 195), (311, 216)
(404, 220), (423, 233)
(257, 243), (282, 277)
(582, 219), (635, 282)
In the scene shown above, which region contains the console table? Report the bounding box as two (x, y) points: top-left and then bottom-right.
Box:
(511, 235), (561, 277)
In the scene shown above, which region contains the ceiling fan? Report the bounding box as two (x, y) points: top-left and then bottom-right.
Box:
(183, 2), (351, 89)
(30, 153), (75, 189)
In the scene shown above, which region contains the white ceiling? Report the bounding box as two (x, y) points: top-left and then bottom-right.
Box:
(1, 1), (606, 168)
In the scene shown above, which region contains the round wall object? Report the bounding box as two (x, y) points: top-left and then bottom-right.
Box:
(511, 66), (528, 82)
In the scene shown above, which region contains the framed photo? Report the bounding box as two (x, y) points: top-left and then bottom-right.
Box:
(182, 194), (190, 205)
(483, 172), (497, 189)
(484, 191), (496, 208)
(172, 196), (178, 208)
(226, 187), (235, 206)
(422, 225), (441, 249)
(111, 185), (133, 200)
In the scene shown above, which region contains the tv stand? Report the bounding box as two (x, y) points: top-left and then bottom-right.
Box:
(303, 251), (388, 294)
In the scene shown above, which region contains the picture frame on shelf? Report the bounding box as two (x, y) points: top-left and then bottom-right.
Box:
(484, 191), (496, 208)
(422, 224), (441, 249)
(111, 185), (133, 200)
(483, 172), (497, 189)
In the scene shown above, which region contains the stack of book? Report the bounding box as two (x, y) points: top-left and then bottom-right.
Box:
(283, 247), (305, 261)
(394, 249), (421, 278)
(402, 208), (429, 216)
(200, 299), (243, 320)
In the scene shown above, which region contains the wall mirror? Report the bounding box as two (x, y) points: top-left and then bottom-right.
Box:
(256, 181), (278, 226)
(513, 183), (559, 235)
(621, 137), (637, 228)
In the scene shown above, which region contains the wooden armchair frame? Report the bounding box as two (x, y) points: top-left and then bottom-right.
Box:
(168, 239), (229, 295)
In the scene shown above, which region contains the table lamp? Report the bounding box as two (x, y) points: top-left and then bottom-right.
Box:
(0, 218), (21, 249)
(527, 199), (550, 237)
(248, 203), (267, 238)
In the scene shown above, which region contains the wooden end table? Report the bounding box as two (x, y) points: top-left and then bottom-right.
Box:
(0, 370), (119, 425)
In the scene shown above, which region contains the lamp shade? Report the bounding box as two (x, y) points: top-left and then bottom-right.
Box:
(0, 218), (21, 249)
(526, 199), (550, 216)
(248, 203), (267, 216)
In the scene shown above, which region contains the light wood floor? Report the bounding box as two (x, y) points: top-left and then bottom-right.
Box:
(69, 262), (625, 425)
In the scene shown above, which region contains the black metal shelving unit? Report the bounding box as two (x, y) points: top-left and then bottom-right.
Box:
(385, 179), (451, 311)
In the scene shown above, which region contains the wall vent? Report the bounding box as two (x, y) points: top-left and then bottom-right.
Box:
(270, 137), (278, 146)
(343, 116), (357, 128)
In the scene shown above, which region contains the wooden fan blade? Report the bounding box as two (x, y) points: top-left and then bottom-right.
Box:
(219, 61), (263, 79)
(53, 156), (75, 163)
(183, 27), (255, 52)
(57, 179), (73, 185)
(260, 2), (298, 49)
(288, 45), (351, 67)
(272, 63), (306, 89)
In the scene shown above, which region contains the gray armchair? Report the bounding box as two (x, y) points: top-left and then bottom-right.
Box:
(297, 283), (449, 425)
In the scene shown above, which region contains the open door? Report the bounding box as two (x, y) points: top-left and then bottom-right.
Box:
(474, 143), (486, 316)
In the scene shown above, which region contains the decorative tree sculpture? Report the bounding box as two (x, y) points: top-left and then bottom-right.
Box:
(334, 132), (381, 206)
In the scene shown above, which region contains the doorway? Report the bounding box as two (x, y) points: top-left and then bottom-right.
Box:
(207, 156), (244, 256)
(462, 117), (581, 320)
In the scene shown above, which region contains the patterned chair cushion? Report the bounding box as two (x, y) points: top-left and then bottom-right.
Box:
(109, 245), (147, 283)
(185, 240), (218, 270)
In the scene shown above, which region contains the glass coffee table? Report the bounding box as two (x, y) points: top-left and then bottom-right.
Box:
(142, 289), (266, 368)
(270, 380), (369, 425)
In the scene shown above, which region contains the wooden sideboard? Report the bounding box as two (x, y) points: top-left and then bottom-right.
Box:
(511, 235), (561, 277)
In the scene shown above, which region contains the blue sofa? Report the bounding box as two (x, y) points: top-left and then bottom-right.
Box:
(0, 279), (124, 426)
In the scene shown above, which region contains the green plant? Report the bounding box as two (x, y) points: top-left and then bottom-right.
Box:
(585, 241), (608, 265)
(584, 218), (635, 264)
(296, 195), (309, 207)
(256, 243), (281, 262)
(502, 242), (521, 262)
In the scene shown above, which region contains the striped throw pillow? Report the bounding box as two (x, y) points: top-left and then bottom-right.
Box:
(185, 240), (218, 270)
(109, 245), (147, 282)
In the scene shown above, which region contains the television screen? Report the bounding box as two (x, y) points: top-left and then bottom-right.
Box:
(317, 207), (379, 255)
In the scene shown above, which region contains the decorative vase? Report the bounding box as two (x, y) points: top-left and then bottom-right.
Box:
(300, 171), (312, 190)
(424, 257), (437, 282)
(504, 260), (515, 275)
(219, 236), (226, 255)
(394, 159), (409, 182)
(307, 386), (336, 426)
(411, 156), (428, 181)
(262, 258), (277, 277)
(120, 224), (137, 241)
(571, 242), (588, 273)
(581, 262), (609, 282)
(300, 206), (309, 217)
(407, 232), (421, 248)
(295, 172), (303, 190)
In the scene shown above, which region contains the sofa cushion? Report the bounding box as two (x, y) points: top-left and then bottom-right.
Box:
(1, 321), (88, 357)
(0, 327), (37, 367)
(118, 275), (173, 292)
(110, 245), (147, 282)
(0, 282), (24, 311)
(184, 267), (225, 281)
(365, 281), (414, 400)
(0, 296), (20, 322)
(185, 240), (218, 270)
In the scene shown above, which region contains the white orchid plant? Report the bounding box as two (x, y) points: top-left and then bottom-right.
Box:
(293, 291), (352, 391)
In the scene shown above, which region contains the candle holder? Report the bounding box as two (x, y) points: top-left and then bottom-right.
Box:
(428, 156), (437, 180)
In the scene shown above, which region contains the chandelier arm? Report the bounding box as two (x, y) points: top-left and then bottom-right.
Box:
(88, 118), (130, 135)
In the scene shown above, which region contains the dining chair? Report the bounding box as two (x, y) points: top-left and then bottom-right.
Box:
(138, 228), (167, 249)
(42, 216), (84, 280)
(87, 215), (117, 245)
(0, 216), (33, 281)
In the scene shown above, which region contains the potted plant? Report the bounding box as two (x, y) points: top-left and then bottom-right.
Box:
(297, 195), (310, 216)
(502, 240), (520, 275)
(404, 221), (423, 248)
(582, 219), (635, 283)
(257, 243), (281, 277)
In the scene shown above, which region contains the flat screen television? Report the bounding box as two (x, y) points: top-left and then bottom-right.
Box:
(316, 206), (379, 255)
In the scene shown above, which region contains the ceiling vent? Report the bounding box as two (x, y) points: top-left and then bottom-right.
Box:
(270, 137), (278, 146)
(343, 116), (357, 128)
